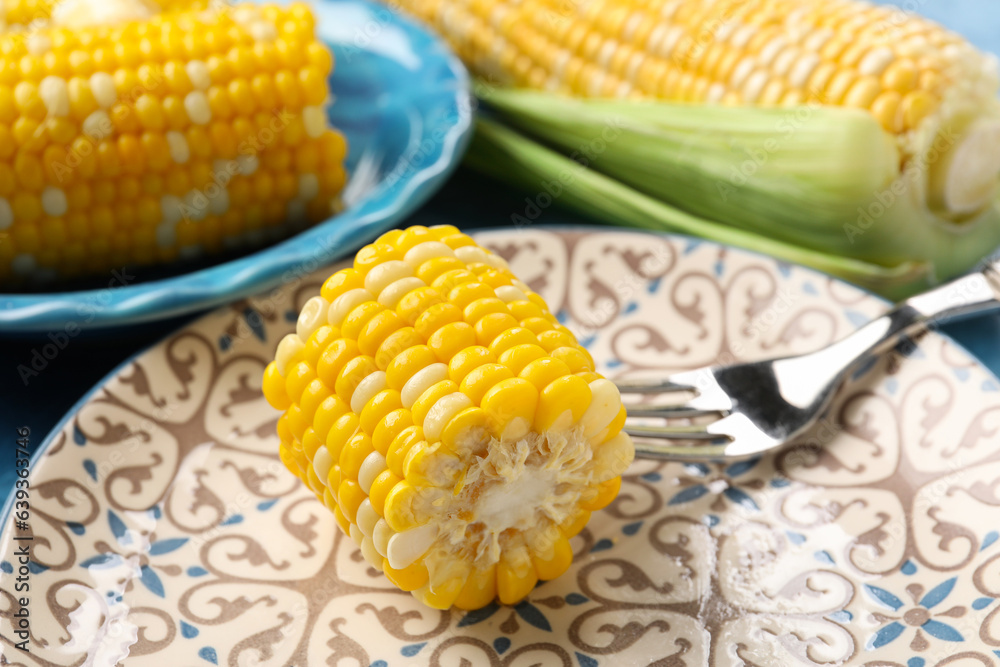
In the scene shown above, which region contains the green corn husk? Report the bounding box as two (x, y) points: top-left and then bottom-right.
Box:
(469, 87), (1000, 298)
(467, 118), (927, 298)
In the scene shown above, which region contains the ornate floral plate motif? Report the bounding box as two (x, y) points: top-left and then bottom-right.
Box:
(2, 229), (1000, 666)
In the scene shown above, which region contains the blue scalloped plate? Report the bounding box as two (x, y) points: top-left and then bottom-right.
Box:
(0, 0), (471, 333)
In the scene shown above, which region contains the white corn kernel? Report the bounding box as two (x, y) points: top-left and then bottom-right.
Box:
(186, 60), (211, 90)
(250, 20), (279, 42)
(387, 523), (439, 570)
(160, 195), (184, 226)
(741, 70), (769, 104)
(365, 260), (413, 295)
(328, 288), (373, 326)
(90, 72), (117, 108)
(358, 452), (387, 494)
(580, 379), (622, 439)
(357, 499), (380, 537)
(404, 241), (455, 267)
(298, 173), (319, 200)
(297, 296), (329, 341)
(312, 446), (333, 486)
(351, 371), (387, 414)
(373, 519), (393, 557)
(591, 432), (635, 482)
(789, 54), (821, 88)
(859, 46), (895, 76)
(377, 276), (425, 308)
(275, 333), (305, 375)
(361, 537), (383, 569)
(302, 105), (326, 138)
(27, 34), (51, 56)
(401, 363), (448, 409)
(454, 246), (489, 265)
(41, 187), (68, 217)
(39, 77), (69, 117)
(494, 285), (528, 303)
(237, 154), (259, 176)
(349, 522), (364, 546)
(422, 393), (473, 441)
(184, 91), (212, 125)
(166, 131), (190, 164)
(82, 110), (112, 139)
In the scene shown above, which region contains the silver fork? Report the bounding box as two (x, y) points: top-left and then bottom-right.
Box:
(619, 259), (1000, 461)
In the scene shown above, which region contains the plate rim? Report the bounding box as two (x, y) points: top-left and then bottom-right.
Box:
(0, 0), (473, 334)
(5, 224), (999, 541)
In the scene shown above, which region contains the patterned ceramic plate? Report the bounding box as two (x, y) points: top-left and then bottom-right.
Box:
(3, 229), (1000, 666)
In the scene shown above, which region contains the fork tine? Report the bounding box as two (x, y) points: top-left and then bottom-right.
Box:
(623, 403), (722, 419)
(614, 378), (694, 394)
(624, 423), (731, 441)
(630, 440), (732, 462)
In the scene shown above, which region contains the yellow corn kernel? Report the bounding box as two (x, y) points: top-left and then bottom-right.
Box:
(360, 389), (403, 436)
(326, 412), (360, 461)
(262, 361), (291, 410)
(383, 558), (430, 592)
(340, 432), (375, 480)
(411, 380), (460, 428)
(519, 357), (573, 391)
(386, 425), (423, 477)
(497, 542), (538, 605)
(580, 476), (622, 511)
(386, 345), (438, 390)
(414, 302), (462, 340)
(341, 302), (385, 341)
(372, 408), (413, 455)
(338, 479), (366, 524)
(536, 374), (592, 432)
(481, 377), (538, 440)
(448, 346), (495, 384)
(427, 321), (476, 362)
(498, 343), (548, 375)
(532, 535), (574, 581)
(368, 469), (402, 515)
(317, 339), (360, 387)
(299, 379), (333, 422)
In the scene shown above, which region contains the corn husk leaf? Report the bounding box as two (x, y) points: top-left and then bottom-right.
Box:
(467, 118), (929, 300)
(475, 87), (1000, 297)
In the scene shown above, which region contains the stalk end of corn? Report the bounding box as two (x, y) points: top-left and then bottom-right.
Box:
(264, 225), (635, 609)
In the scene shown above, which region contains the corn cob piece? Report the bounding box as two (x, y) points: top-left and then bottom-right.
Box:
(396, 0), (1000, 217)
(0, 1), (348, 284)
(263, 225), (635, 610)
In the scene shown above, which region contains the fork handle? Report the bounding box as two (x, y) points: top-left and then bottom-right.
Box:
(815, 260), (1000, 374)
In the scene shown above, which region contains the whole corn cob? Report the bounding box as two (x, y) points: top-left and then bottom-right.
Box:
(0, 1), (348, 284)
(396, 0), (1000, 218)
(262, 225), (635, 610)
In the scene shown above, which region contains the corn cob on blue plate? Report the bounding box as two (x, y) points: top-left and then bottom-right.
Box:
(0, 0), (471, 333)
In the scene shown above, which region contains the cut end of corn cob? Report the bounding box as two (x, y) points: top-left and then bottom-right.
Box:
(0, 1), (348, 285)
(397, 0), (1000, 219)
(263, 225), (635, 610)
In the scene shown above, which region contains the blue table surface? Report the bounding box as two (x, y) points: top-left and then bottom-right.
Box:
(2, 0), (1000, 493)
